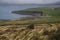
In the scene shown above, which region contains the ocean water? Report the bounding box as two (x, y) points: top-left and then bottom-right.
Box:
(0, 4), (41, 20)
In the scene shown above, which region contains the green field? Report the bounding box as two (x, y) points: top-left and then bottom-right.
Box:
(23, 7), (60, 17)
(21, 7), (60, 22)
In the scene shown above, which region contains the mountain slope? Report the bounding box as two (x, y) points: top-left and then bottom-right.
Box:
(51, 2), (60, 5)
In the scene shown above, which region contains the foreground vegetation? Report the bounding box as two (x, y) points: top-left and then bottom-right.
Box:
(0, 23), (60, 40)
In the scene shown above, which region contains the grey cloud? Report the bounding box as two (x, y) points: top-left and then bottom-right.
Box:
(0, 0), (60, 4)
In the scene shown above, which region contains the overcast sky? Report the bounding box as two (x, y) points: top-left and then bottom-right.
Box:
(0, 0), (60, 4)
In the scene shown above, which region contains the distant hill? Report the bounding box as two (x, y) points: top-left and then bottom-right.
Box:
(51, 2), (60, 5)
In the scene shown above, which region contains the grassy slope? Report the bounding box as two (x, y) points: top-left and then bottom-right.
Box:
(23, 7), (60, 17)
(0, 23), (60, 40)
(21, 7), (60, 22)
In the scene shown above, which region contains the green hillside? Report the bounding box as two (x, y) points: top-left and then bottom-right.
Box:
(22, 7), (60, 17)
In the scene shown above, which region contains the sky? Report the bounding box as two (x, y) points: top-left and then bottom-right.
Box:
(0, 0), (60, 4)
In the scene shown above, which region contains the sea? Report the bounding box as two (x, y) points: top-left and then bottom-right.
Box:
(0, 4), (42, 20)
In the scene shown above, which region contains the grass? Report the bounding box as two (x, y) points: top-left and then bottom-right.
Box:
(0, 18), (60, 26)
(22, 7), (60, 17)
(0, 17), (60, 26)
(0, 23), (60, 40)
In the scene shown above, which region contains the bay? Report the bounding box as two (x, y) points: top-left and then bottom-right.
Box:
(0, 4), (41, 20)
